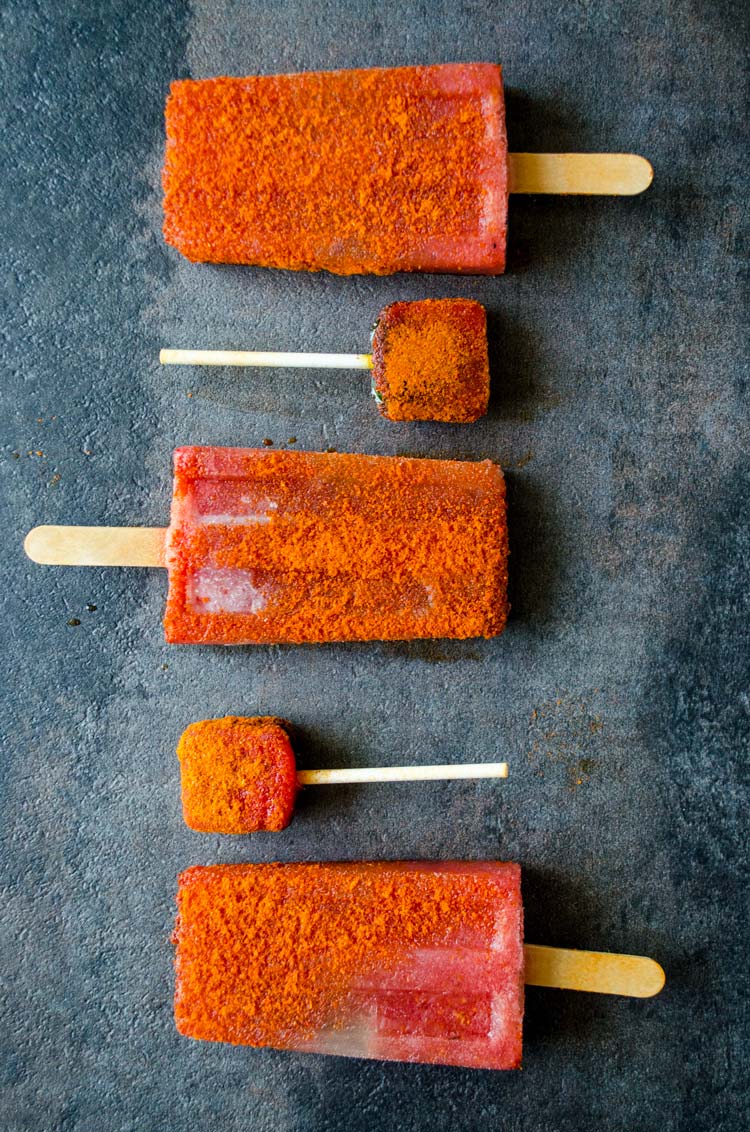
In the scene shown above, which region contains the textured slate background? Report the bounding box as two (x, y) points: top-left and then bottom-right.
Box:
(1, 1), (748, 1129)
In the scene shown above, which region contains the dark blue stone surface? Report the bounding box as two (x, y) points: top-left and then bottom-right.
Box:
(1, 2), (747, 1129)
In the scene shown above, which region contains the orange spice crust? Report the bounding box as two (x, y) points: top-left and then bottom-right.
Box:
(372, 298), (490, 422)
(177, 717), (297, 833)
(163, 447), (510, 645)
(173, 861), (523, 1067)
(163, 64), (507, 275)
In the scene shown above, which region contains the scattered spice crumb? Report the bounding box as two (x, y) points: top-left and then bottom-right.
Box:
(86, 603), (97, 612)
(526, 694), (604, 791)
(325, 446), (337, 453)
(287, 437), (297, 444)
(49, 473), (61, 487)
(569, 757), (597, 791)
(262, 438), (273, 447)
(187, 391), (193, 398)
(162, 663), (169, 671)
(67, 618), (81, 627)
(12, 452), (19, 459)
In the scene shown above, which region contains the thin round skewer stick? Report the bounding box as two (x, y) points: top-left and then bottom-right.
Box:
(297, 762), (508, 786)
(160, 348), (373, 369)
(524, 944), (665, 997)
(508, 153), (653, 195)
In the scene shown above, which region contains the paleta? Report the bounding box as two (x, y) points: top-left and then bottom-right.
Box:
(177, 716), (508, 834)
(161, 297), (491, 424)
(173, 861), (665, 1070)
(162, 63), (652, 277)
(25, 446), (510, 645)
(163, 64), (509, 275)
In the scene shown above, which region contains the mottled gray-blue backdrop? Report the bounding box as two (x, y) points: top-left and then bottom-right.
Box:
(1, 1), (747, 1129)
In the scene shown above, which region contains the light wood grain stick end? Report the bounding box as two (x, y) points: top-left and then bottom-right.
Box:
(509, 153), (653, 195)
(24, 525), (166, 567)
(524, 943), (665, 997)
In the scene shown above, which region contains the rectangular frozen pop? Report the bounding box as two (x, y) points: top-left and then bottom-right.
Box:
(174, 861), (524, 1069)
(163, 63), (508, 275)
(164, 447), (509, 645)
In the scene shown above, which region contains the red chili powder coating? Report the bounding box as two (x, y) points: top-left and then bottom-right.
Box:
(163, 63), (507, 275)
(163, 447), (510, 645)
(174, 861), (524, 1069)
(177, 716), (297, 833)
(371, 298), (490, 422)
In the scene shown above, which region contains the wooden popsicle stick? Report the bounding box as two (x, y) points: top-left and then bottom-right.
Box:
(297, 762), (508, 786)
(24, 525), (166, 567)
(524, 943), (665, 997)
(508, 153), (653, 195)
(160, 348), (373, 369)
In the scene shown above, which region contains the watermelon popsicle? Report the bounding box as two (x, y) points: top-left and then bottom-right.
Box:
(177, 716), (509, 833)
(161, 297), (492, 424)
(24, 447), (510, 645)
(173, 862), (665, 1068)
(173, 861), (525, 1069)
(162, 63), (653, 277)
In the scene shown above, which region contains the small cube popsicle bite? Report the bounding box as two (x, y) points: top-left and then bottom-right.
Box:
(177, 716), (509, 834)
(174, 861), (524, 1069)
(372, 298), (490, 422)
(161, 297), (492, 424)
(178, 716), (296, 832)
(164, 447), (509, 645)
(163, 63), (507, 275)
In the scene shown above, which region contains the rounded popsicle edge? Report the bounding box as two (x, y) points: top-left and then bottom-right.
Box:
(524, 943), (665, 997)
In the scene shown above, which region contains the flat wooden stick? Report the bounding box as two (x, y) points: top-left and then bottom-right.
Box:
(24, 525), (166, 567)
(160, 348), (373, 369)
(524, 943), (665, 997)
(508, 153), (653, 195)
(297, 762), (508, 786)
